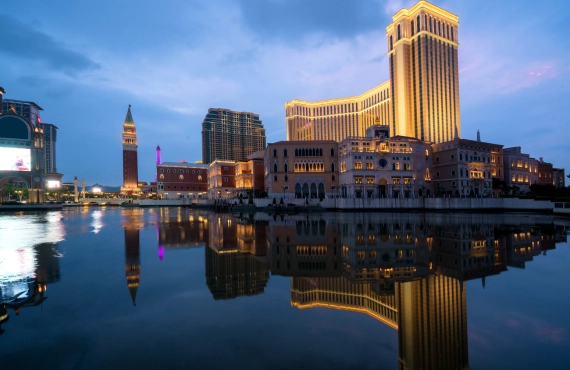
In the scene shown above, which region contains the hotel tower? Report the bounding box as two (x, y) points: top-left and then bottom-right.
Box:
(285, 1), (460, 144)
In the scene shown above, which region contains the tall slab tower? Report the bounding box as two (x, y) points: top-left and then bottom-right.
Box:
(121, 105), (140, 196)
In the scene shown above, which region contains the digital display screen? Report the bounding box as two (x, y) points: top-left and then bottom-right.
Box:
(47, 180), (61, 189)
(0, 147), (32, 171)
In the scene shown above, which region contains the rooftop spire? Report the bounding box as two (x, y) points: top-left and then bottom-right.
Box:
(477, 130), (481, 142)
(124, 104), (135, 126)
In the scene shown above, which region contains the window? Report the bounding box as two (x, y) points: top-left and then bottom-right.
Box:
(397, 24), (401, 40)
(224, 177), (228, 182)
(451, 154), (455, 160)
(284, 163), (288, 173)
(436, 156), (440, 162)
(285, 175), (288, 181)
(273, 149), (277, 157)
(160, 169), (164, 173)
(198, 175), (202, 181)
(159, 174), (164, 179)
(274, 163), (277, 172)
(274, 175), (278, 181)
(284, 149), (288, 157)
(179, 175), (184, 180)
(330, 148), (335, 156)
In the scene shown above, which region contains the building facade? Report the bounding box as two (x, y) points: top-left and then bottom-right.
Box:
(537, 159), (553, 186)
(208, 160), (237, 199)
(552, 167), (565, 188)
(264, 141), (339, 199)
(285, 1), (460, 144)
(121, 105), (140, 196)
(431, 136), (503, 197)
(503, 147), (537, 193)
(0, 87), (46, 203)
(157, 162), (208, 199)
(201, 108), (266, 164)
(338, 126), (433, 198)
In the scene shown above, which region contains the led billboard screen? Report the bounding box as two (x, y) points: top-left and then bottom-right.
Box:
(47, 180), (61, 189)
(0, 147), (32, 171)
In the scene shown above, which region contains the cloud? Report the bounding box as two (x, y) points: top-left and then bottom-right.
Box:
(382, 0), (417, 16)
(235, 0), (384, 41)
(0, 13), (99, 75)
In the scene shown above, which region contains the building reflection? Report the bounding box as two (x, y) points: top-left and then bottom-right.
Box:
(0, 242), (61, 336)
(122, 209), (145, 306)
(265, 212), (567, 370)
(152, 209), (567, 368)
(204, 213), (269, 300)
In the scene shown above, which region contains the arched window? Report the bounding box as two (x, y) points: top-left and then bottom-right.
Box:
(411, 20), (414, 36)
(417, 15), (421, 31)
(198, 175), (202, 181)
(319, 149), (323, 156)
(273, 149), (277, 157)
(397, 24), (401, 40)
(390, 35), (393, 50)
(331, 162), (335, 172)
(274, 163), (277, 173)
(179, 175), (184, 180)
(330, 148), (335, 156)
(305, 163), (309, 172)
(285, 175), (288, 181)
(284, 163), (288, 173)
(284, 149), (288, 157)
(295, 149), (298, 156)
(160, 174), (164, 179)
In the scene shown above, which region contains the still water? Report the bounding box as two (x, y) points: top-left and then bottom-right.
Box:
(0, 208), (569, 370)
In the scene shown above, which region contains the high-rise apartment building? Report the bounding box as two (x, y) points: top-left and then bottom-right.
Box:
(41, 123), (58, 173)
(285, 1), (460, 144)
(201, 108), (266, 164)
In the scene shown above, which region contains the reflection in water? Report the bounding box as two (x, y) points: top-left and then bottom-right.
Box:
(122, 209), (145, 306)
(201, 211), (566, 369)
(0, 209), (567, 368)
(0, 212), (64, 336)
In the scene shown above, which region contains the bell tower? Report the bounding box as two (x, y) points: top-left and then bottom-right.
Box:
(121, 105), (140, 196)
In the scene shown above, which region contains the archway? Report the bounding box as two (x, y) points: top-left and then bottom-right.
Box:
(0, 176), (30, 203)
(378, 178), (388, 198)
(302, 183), (309, 199)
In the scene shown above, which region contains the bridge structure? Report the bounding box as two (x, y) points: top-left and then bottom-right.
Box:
(80, 198), (125, 205)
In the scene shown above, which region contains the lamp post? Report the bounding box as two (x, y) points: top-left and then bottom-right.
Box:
(81, 178), (86, 202)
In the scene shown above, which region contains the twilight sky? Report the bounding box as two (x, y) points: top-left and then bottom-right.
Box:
(1, 0), (568, 186)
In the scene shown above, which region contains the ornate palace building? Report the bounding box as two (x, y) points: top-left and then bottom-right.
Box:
(285, 1), (460, 144)
(121, 105), (141, 196)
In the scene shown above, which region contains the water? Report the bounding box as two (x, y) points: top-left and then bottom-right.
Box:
(0, 208), (569, 369)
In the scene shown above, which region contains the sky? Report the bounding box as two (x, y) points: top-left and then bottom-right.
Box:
(0, 0), (569, 186)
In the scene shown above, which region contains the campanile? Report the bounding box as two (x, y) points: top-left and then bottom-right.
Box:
(121, 105), (140, 196)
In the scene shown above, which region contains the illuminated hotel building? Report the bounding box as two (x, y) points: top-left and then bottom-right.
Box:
(121, 105), (140, 196)
(285, 1), (460, 144)
(201, 108), (266, 165)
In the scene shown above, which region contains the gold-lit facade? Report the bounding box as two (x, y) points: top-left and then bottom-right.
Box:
(285, 1), (460, 144)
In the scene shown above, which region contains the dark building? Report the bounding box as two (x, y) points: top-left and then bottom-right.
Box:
(201, 108), (266, 164)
